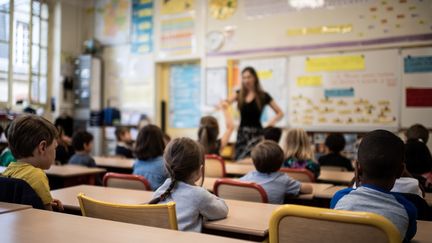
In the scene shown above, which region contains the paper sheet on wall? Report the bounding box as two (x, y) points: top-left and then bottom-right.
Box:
(206, 68), (227, 107)
(95, 0), (131, 45)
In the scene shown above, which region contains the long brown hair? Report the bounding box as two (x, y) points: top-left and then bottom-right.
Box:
(198, 116), (219, 154)
(149, 137), (205, 204)
(284, 128), (314, 161)
(238, 67), (266, 110)
(135, 125), (165, 161)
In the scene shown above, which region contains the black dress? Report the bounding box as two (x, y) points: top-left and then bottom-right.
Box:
(235, 92), (272, 160)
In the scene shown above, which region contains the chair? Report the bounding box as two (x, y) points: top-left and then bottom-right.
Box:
(280, 168), (315, 182)
(77, 193), (178, 230)
(269, 204), (401, 243)
(0, 176), (44, 209)
(103, 172), (152, 191)
(320, 166), (348, 172)
(213, 178), (268, 203)
(205, 154), (227, 178)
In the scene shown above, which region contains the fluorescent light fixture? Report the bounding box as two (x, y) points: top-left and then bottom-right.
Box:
(288, 0), (325, 9)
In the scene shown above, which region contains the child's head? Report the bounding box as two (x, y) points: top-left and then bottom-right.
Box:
(115, 127), (131, 143)
(149, 137), (204, 204)
(357, 130), (404, 188)
(72, 131), (93, 153)
(7, 115), (58, 169)
(405, 138), (432, 175)
(263, 127), (282, 143)
(251, 140), (284, 173)
(325, 133), (346, 153)
(284, 128), (313, 160)
(406, 124), (429, 143)
(135, 125), (165, 160)
(198, 116), (219, 154)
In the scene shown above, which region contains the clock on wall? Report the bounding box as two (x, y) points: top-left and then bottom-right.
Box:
(206, 31), (225, 52)
(210, 0), (237, 20)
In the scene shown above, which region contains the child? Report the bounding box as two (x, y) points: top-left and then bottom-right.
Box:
(240, 140), (312, 204)
(0, 124), (16, 166)
(115, 127), (134, 158)
(2, 115), (63, 211)
(150, 137), (228, 232)
(133, 125), (168, 190)
(318, 133), (354, 171)
(282, 128), (320, 178)
(405, 139), (432, 192)
(198, 101), (234, 155)
(331, 130), (417, 241)
(406, 123), (429, 143)
(263, 126), (282, 143)
(68, 131), (96, 167)
(55, 127), (74, 165)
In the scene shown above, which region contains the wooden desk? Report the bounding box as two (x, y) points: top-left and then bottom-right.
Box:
(225, 163), (255, 176)
(94, 156), (134, 173)
(46, 165), (106, 189)
(0, 209), (249, 243)
(0, 202), (31, 214)
(413, 220), (432, 243)
(317, 171), (354, 185)
(424, 193), (432, 207)
(314, 185), (348, 199)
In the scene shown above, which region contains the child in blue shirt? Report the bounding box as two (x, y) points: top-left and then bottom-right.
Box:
(240, 140), (312, 204)
(331, 130), (417, 242)
(132, 125), (168, 191)
(150, 137), (228, 232)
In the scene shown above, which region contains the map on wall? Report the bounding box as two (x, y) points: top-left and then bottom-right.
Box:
(95, 0), (131, 45)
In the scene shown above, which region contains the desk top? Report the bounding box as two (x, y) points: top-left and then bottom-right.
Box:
(45, 165), (106, 177)
(317, 171), (354, 185)
(0, 202), (31, 214)
(94, 156), (134, 169)
(51, 185), (277, 237)
(413, 220), (432, 243)
(314, 185), (348, 199)
(424, 193), (432, 207)
(0, 209), (249, 243)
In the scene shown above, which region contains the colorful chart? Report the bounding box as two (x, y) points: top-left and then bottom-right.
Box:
(131, 0), (153, 54)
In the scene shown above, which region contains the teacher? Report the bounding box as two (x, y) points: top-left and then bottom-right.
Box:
(227, 67), (284, 160)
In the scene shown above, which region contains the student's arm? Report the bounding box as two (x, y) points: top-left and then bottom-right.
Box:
(199, 189), (229, 220)
(226, 92), (238, 105)
(219, 101), (234, 151)
(299, 183), (313, 194)
(267, 100), (284, 127)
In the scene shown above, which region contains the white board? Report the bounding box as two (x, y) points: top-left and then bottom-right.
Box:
(239, 57), (288, 127)
(401, 47), (432, 128)
(288, 49), (401, 132)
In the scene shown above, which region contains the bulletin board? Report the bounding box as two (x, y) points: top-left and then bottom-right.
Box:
(401, 47), (432, 128)
(288, 49), (401, 132)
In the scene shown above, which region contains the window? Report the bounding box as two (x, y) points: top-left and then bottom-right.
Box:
(0, 0), (49, 107)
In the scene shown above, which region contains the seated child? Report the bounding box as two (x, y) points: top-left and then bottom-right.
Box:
(0, 124), (16, 166)
(318, 133), (354, 171)
(331, 130), (417, 241)
(198, 101), (234, 155)
(114, 127), (134, 158)
(282, 128), (320, 178)
(240, 140), (312, 204)
(55, 127), (74, 165)
(263, 127), (282, 143)
(406, 123), (429, 143)
(2, 115), (63, 211)
(133, 125), (168, 190)
(68, 131), (96, 167)
(150, 137), (228, 232)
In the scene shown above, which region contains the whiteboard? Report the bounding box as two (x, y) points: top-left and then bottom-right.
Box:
(288, 49), (401, 132)
(401, 47), (432, 128)
(239, 57), (288, 127)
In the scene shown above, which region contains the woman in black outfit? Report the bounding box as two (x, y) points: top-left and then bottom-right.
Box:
(227, 67), (284, 160)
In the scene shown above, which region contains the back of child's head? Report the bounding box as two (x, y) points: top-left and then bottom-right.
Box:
(406, 124), (429, 143)
(114, 127), (130, 141)
(263, 127), (282, 143)
(198, 116), (219, 154)
(284, 128), (313, 160)
(252, 140), (284, 173)
(405, 138), (432, 175)
(7, 115), (58, 159)
(71, 130), (93, 151)
(358, 130), (404, 181)
(325, 133), (346, 153)
(149, 137), (204, 204)
(135, 124), (165, 160)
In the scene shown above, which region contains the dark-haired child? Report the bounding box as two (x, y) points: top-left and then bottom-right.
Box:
(406, 123), (429, 143)
(114, 127), (134, 158)
(132, 125), (168, 190)
(318, 133), (354, 171)
(150, 137), (228, 232)
(68, 131), (96, 167)
(263, 127), (282, 143)
(2, 115), (63, 211)
(240, 140), (312, 204)
(331, 130), (417, 241)
(0, 124), (16, 166)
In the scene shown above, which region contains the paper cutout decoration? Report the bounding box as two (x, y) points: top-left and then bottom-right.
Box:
(210, 0), (237, 20)
(296, 76), (322, 86)
(404, 56), (432, 73)
(306, 55), (365, 72)
(161, 0), (194, 15)
(324, 88), (355, 97)
(406, 88), (432, 107)
(287, 24), (352, 36)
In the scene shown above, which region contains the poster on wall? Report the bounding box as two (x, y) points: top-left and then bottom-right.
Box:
(288, 49), (400, 131)
(170, 64), (201, 128)
(239, 58), (288, 127)
(95, 0), (131, 45)
(205, 68), (227, 107)
(131, 0), (153, 54)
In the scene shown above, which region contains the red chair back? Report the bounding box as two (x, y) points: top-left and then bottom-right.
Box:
(214, 178), (268, 203)
(103, 172), (152, 191)
(205, 154), (227, 178)
(280, 168), (316, 182)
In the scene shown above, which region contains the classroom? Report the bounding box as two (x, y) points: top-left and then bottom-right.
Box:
(0, 0), (431, 242)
